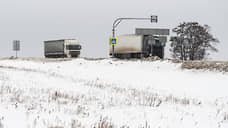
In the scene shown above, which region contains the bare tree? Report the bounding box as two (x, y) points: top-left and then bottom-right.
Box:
(170, 22), (219, 60)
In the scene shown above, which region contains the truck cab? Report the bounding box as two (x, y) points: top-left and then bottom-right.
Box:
(143, 35), (166, 58)
(64, 40), (82, 57)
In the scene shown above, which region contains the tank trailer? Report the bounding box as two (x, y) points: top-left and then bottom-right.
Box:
(110, 28), (169, 59)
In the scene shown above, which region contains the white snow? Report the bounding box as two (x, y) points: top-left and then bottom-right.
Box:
(0, 58), (228, 128)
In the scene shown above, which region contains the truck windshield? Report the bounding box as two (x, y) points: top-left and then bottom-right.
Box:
(66, 45), (81, 50)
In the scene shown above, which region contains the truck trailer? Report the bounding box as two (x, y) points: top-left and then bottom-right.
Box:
(44, 39), (81, 58)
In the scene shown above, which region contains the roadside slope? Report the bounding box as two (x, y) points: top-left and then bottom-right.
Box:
(0, 58), (228, 128)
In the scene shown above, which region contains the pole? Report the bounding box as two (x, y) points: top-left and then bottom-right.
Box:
(16, 41), (18, 58)
(15, 42), (17, 58)
(112, 27), (115, 58)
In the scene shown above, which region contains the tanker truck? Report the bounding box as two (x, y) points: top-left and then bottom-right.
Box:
(110, 28), (169, 59)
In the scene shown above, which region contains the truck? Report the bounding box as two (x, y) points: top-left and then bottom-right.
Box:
(109, 28), (169, 59)
(44, 39), (81, 58)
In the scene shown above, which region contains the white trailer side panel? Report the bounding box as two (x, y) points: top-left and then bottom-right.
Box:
(110, 35), (143, 54)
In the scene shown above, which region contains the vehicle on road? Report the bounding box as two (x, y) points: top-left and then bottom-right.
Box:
(44, 39), (81, 58)
(110, 28), (169, 59)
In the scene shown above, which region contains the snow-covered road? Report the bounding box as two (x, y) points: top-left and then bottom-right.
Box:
(0, 58), (228, 128)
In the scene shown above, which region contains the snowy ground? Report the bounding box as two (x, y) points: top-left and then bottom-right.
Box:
(0, 58), (228, 128)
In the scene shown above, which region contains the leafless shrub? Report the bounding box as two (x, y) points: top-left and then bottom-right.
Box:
(137, 93), (162, 107)
(138, 121), (151, 128)
(51, 91), (79, 103)
(180, 97), (190, 105)
(164, 94), (202, 106)
(181, 61), (228, 72)
(9, 89), (24, 104)
(147, 94), (162, 107)
(92, 116), (114, 128)
(112, 87), (126, 94)
(92, 118), (153, 128)
(71, 119), (85, 128)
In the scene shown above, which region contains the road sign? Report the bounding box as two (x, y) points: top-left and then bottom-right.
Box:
(13, 40), (20, 58)
(110, 37), (117, 45)
(151, 15), (158, 23)
(13, 40), (20, 51)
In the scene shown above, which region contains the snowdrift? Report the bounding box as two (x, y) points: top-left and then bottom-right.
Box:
(0, 58), (228, 128)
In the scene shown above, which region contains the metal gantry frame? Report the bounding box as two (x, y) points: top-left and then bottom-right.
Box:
(111, 16), (158, 57)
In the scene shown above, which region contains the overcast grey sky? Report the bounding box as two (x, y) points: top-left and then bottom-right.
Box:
(0, 0), (227, 60)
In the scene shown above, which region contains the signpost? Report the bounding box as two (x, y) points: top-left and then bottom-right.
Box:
(13, 40), (20, 58)
(111, 15), (158, 57)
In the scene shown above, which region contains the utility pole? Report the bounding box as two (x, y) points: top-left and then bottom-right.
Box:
(111, 15), (158, 58)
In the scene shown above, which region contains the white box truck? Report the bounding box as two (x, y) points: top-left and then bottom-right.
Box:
(44, 39), (81, 58)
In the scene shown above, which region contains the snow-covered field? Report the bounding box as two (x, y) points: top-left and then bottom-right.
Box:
(0, 58), (228, 128)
